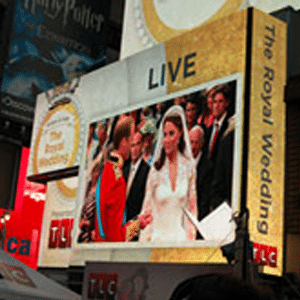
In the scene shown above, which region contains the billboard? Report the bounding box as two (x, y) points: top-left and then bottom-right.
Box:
(120, 0), (298, 60)
(70, 9), (249, 265)
(30, 9), (286, 275)
(27, 80), (86, 181)
(0, 147), (46, 270)
(0, 0), (110, 126)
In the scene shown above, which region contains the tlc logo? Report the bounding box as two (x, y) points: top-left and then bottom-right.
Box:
(88, 273), (118, 299)
(253, 243), (277, 268)
(48, 218), (74, 249)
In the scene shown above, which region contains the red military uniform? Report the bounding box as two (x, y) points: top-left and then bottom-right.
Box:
(94, 152), (127, 242)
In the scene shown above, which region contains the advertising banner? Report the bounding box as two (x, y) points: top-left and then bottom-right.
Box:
(31, 8), (286, 273)
(120, 0), (299, 60)
(38, 177), (78, 267)
(0, 147), (46, 270)
(0, 0), (110, 126)
(247, 9), (286, 276)
(27, 80), (86, 181)
(38, 176), (78, 268)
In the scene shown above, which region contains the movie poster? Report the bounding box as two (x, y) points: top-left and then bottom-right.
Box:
(75, 76), (243, 248)
(0, 0), (110, 126)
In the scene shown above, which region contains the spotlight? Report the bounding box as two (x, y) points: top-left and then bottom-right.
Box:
(4, 213), (10, 221)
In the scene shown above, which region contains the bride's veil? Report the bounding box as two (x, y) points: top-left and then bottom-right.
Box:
(152, 104), (194, 165)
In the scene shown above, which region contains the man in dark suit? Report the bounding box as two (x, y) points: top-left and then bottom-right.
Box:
(206, 84), (231, 163)
(123, 131), (150, 222)
(189, 126), (213, 229)
(211, 124), (235, 210)
(199, 84), (233, 215)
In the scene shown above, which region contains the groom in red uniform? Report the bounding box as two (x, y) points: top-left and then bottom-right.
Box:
(94, 116), (151, 242)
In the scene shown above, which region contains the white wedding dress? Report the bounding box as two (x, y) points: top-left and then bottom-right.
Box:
(139, 153), (197, 242)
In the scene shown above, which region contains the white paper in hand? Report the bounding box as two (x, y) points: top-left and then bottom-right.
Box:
(182, 202), (235, 241)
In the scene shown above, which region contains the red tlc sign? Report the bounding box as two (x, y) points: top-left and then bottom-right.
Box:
(253, 243), (277, 268)
(48, 218), (74, 249)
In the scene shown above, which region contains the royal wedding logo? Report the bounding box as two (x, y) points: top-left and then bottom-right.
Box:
(31, 84), (85, 176)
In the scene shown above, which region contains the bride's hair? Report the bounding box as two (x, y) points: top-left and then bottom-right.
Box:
(154, 115), (185, 171)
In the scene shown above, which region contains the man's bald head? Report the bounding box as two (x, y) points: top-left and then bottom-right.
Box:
(189, 125), (205, 159)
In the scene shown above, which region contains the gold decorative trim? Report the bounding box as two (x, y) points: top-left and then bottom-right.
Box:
(56, 179), (77, 199)
(143, 0), (245, 42)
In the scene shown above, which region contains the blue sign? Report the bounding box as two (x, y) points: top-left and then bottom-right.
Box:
(0, 0), (110, 125)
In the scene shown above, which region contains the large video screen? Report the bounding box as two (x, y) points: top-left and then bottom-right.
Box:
(76, 76), (242, 248)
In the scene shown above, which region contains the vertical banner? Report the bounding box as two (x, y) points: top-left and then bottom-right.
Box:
(247, 9), (286, 276)
(38, 177), (78, 267)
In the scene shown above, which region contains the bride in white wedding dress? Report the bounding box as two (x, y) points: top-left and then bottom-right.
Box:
(139, 105), (197, 242)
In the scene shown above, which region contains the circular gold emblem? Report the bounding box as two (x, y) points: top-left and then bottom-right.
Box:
(32, 95), (81, 176)
(134, 0), (245, 43)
